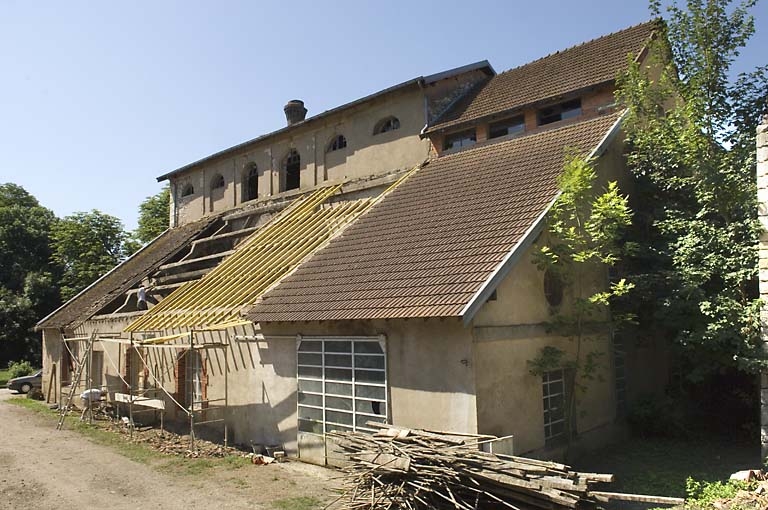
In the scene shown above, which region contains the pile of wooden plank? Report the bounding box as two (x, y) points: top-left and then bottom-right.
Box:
(327, 423), (613, 509)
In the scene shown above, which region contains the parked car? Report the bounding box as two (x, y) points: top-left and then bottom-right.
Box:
(7, 370), (42, 394)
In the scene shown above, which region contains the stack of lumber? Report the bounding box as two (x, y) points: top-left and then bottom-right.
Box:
(327, 423), (613, 510)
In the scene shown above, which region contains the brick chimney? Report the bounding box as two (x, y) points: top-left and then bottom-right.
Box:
(284, 100), (307, 126)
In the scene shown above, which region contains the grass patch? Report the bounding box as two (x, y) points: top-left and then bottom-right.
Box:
(222, 455), (251, 469)
(573, 437), (759, 498)
(272, 496), (321, 510)
(0, 368), (11, 387)
(162, 454), (251, 476)
(6, 396), (51, 415)
(162, 457), (217, 476)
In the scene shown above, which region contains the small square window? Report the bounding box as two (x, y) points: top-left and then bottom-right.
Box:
(443, 129), (477, 151)
(489, 115), (525, 139)
(538, 98), (582, 126)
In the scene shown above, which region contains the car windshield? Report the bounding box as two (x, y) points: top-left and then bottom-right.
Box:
(33, 370), (42, 377)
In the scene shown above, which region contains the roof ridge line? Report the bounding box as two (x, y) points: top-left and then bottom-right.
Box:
(495, 19), (659, 78)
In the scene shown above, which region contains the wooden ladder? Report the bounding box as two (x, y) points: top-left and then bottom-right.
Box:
(56, 332), (96, 430)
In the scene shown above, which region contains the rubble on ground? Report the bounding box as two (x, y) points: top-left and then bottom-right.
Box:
(705, 471), (768, 510)
(101, 420), (248, 458)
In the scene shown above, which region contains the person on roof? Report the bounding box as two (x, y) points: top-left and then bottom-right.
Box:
(137, 285), (148, 310)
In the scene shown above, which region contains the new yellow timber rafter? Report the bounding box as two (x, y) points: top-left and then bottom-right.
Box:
(140, 189), (340, 326)
(124, 167), (417, 333)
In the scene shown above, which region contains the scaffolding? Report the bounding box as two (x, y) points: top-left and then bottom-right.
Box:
(56, 325), (235, 449)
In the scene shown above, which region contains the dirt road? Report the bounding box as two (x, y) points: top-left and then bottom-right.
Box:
(0, 389), (331, 510)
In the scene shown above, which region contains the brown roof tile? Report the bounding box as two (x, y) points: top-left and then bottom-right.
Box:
(427, 21), (658, 133)
(246, 113), (621, 323)
(36, 216), (218, 330)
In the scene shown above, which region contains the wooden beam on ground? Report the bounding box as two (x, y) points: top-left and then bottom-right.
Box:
(589, 491), (685, 506)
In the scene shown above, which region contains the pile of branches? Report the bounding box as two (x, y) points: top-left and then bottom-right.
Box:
(327, 423), (613, 510)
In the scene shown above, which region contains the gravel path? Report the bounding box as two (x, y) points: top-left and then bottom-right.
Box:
(0, 389), (331, 510)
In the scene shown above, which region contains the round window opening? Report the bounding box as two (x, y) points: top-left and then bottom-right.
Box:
(543, 269), (564, 307)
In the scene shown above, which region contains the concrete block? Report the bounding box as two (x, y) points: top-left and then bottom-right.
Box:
(759, 186), (768, 204)
(758, 146), (768, 162)
(758, 122), (768, 135)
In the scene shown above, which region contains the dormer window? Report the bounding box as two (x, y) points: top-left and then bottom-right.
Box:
(180, 183), (194, 197)
(489, 115), (525, 139)
(443, 129), (476, 151)
(373, 116), (400, 135)
(538, 98), (582, 126)
(327, 134), (347, 152)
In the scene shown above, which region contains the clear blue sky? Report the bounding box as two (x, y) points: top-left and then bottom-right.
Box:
(1, 1), (765, 230)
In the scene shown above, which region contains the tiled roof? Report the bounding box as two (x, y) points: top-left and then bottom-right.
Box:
(246, 113), (621, 323)
(426, 21), (658, 134)
(36, 216), (218, 330)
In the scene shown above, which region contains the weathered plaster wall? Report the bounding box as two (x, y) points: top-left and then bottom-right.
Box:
(468, 137), (633, 456)
(256, 319), (477, 464)
(470, 240), (616, 455)
(171, 88), (430, 226)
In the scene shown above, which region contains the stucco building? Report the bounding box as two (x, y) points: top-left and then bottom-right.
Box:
(37, 20), (667, 463)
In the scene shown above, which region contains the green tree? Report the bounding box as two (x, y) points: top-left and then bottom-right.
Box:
(51, 210), (129, 301)
(617, 0), (767, 383)
(0, 183), (57, 292)
(528, 155), (633, 448)
(134, 185), (170, 245)
(0, 184), (60, 365)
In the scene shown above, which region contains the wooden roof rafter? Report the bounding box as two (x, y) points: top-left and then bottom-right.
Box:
(124, 169), (417, 332)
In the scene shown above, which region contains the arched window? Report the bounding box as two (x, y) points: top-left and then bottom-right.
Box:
(242, 164), (258, 202)
(543, 269), (564, 307)
(181, 183), (194, 197)
(327, 134), (347, 152)
(211, 174), (225, 190)
(373, 116), (400, 135)
(283, 149), (300, 191)
(209, 174), (225, 212)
